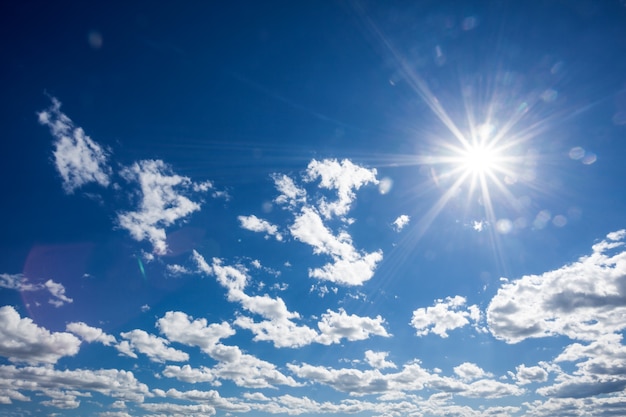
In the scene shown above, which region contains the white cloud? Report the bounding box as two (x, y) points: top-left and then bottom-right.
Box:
(288, 360), (523, 399)
(364, 350), (397, 369)
(117, 160), (209, 255)
(44, 279), (73, 307)
(166, 263), (191, 276)
(119, 329), (189, 363)
(272, 174), (306, 207)
(290, 207), (382, 286)
(0, 273), (39, 291)
(487, 229), (626, 343)
(410, 296), (480, 338)
(1, 274), (73, 307)
(238, 215), (283, 241)
(515, 364), (548, 385)
(0, 306), (81, 364)
(139, 402), (216, 416)
(159, 388), (250, 413)
(66, 322), (116, 345)
(37, 97), (111, 193)
(453, 362), (492, 382)
(392, 215), (410, 232)
(157, 311), (299, 388)
(157, 311), (235, 354)
(0, 365), (149, 405)
(162, 364), (216, 384)
(234, 316), (318, 348)
(316, 308), (390, 345)
(304, 159), (378, 219)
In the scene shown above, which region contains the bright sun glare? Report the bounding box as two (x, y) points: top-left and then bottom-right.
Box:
(461, 144), (499, 175)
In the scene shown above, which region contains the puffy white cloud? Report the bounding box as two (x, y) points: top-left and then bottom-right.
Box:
(316, 308), (390, 345)
(0, 365), (149, 404)
(139, 402), (216, 416)
(487, 230), (626, 343)
(119, 329), (189, 363)
(515, 364), (548, 385)
(523, 395), (626, 417)
(37, 97), (112, 193)
(364, 350), (397, 369)
(453, 362), (493, 382)
(304, 159), (378, 219)
(117, 160), (210, 255)
(290, 207), (383, 286)
(272, 174), (306, 207)
(157, 311), (299, 388)
(157, 311), (235, 354)
(392, 215), (410, 232)
(238, 215), (283, 241)
(0, 306), (80, 364)
(160, 388), (250, 412)
(162, 364), (216, 384)
(66, 322), (116, 345)
(410, 296), (480, 338)
(234, 316), (319, 348)
(288, 360), (522, 399)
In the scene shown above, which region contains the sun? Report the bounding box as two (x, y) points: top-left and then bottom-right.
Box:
(460, 143), (500, 176)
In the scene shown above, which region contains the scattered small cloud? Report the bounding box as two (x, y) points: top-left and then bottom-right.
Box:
(66, 322), (116, 346)
(410, 296), (481, 338)
(365, 350), (397, 369)
(37, 97), (111, 193)
(0, 274), (73, 307)
(238, 215), (283, 241)
(392, 214), (410, 232)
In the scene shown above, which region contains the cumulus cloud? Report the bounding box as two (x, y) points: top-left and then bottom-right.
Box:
(392, 215), (410, 232)
(157, 311), (299, 388)
(66, 322), (116, 345)
(193, 254), (388, 348)
(119, 330), (189, 363)
(410, 296), (481, 338)
(162, 364), (216, 384)
(37, 97), (111, 193)
(304, 159), (378, 219)
(117, 160), (210, 255)
(238, 215), (283, 241)
(287, 361), (522, 398)
(316, 308), (390, 345)
(364, 350), (397, 369)
(453, 362), (493, 382)
(0, 306), (81, 364)
(290, 207), (382, 285)
(515, 364), (548, 385)
(273, 174), (307, 207)
(0, 365), (149, 404)
(487, 230), (626, 343)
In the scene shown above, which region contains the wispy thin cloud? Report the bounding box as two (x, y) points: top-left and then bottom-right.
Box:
(0, 273), (73, 307)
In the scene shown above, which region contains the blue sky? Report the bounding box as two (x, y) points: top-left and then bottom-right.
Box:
(2, 1), (626, 416)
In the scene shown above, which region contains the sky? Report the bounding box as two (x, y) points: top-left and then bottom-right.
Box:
(1, 1), (626, 416)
